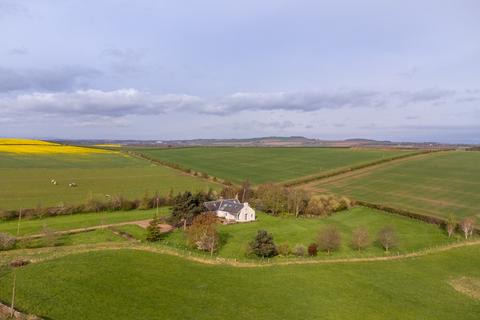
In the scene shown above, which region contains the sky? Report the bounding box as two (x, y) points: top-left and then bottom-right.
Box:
(0, 0), (479, 143)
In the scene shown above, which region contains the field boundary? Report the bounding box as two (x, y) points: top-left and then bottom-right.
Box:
(123, 150), (231, 186)
(283, 149), (447, 187)
(2, 239), (479, 269)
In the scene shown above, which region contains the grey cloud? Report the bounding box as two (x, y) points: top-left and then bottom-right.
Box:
(1, 89), (204, 118)
(391, 88), (456, 105)
(0, 66), (101, 92)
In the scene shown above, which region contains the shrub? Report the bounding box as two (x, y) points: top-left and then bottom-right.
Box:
(277, 243), (290, 256)
(293, 244), (306, 257)
(351, 226), (370, 250)
(377, 226), (398, 252)
(249, 230), (278, 258)
(307, 243), (318, 256)
(0, 232), (16, 250)
(305, 195), (353, 217)
(317, 226), (341, 253)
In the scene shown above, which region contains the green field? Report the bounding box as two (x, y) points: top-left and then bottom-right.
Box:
(0, 152), (219, 209)
(316, 151), (480, 219)
(0, 246), (479, 320)
(163, 208), (457, 259)
(132, 147), (412, 184)
(0, 208), (167, 236)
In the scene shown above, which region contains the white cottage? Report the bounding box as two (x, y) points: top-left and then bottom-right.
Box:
(204, 198), (255, 222)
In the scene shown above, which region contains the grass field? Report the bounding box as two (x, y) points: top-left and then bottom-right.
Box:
(0, 150), (219, 209)
(163, 208), (458, 259)
(132, 147), (412, 184)
(315, 151), (480, 219)
(0, 208), (167, 236)
(0, 246), (479, 320)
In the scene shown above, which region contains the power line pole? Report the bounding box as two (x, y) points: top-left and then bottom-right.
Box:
(11, 208), (22, 317)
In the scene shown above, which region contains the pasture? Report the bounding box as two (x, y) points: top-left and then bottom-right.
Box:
(316, 151), (480, 219)
(0, 146), (219, 209)
(163, 208), (458, 259)
(0, 247), (479, 320)
(131, 147), (412, 184)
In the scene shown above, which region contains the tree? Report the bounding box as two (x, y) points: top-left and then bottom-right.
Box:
(186, 213), (219, 254)
(249, 230), (278, 258)
(287, 188), (310, 217)
(351, 226), (370, 250)
(293, 244), (306, 257)
(146, 216), (163, 242)
(42, 225), (59, 247)
(460, 216), (476, 239)
(277, 243), (290, 256)
(317, 226), (341, 253)
(305, 195), (353, 216)
(446, 214), (457, 238)
(307, 243), (318, 256)
(239, 179), (255, 203)
(255, 184), (287, 215)
(169, 191), (216, 226)
(377, 226), (398, 252)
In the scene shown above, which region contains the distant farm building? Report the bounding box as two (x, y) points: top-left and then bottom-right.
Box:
(204, 199), (256, 222)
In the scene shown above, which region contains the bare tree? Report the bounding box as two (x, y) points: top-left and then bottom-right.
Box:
(446, 214), (457, 238)
(317, 226), (341, 254)
(378, 226), (398, 252)
(460, 217), (476, 239)
(351, 226), (370, 250)
(287, 188), (310, 217)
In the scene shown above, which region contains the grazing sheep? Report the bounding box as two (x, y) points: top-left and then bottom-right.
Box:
(69, 183), (78, 187)
(51, 179), (58, 185)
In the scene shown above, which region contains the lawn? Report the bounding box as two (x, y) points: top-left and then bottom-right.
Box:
(132, 147), (412, 184)
(0, 208), (168, 236)
(0, 151), (219, 209)
(163, 207), (457, 259)
(0, 246), (478, 320)
(316, 151), (480, 219)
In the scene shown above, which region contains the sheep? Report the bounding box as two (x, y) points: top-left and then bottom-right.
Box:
(69, 183), (78, 188)
(51, 179), (58, 185)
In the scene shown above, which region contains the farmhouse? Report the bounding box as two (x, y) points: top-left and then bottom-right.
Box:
(204, 198), (256, 222)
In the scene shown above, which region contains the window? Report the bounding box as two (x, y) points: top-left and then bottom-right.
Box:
(244, 213), (247, 220)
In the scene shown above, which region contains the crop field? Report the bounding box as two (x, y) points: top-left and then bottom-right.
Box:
(0, 247), (479, 320)
(162, 207), (457, 259)
(315, 151), (480, 219)
(0, 143), (219, 209)
(132, 147), (412, 184)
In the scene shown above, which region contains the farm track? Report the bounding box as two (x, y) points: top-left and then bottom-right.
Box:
(2, 238), (479, 268)
(300, 150), (450, 191)
(17, 219), (173, 240)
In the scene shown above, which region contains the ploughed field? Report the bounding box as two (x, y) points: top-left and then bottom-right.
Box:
(131, 147), (412, 184)
(0, 247), (479, 320)
(315, 151), (480, 219)
(0, 141), (218, 210)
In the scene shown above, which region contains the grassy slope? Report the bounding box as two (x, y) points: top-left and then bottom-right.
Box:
(317, 151), (480, 219)
(0, 247), (479, 320)
(0, 152), (219, 209)
(133, 147), (411, 184)
(163, 208), (457, 259)
(0, 208), (169, 236)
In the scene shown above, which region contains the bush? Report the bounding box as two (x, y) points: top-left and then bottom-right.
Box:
(277, 243), (290, 256)
(305, 195), (353, 217)
(317, 226), (341, 253)
(249, 230), (278, 258)
(351, 226), (370, 250)
(0, 232), (16, 250)
(377, 226), (398, 252)
(446, 214), (457, 238)
(293, 244), (306, 257)
(307, 243), (318, 256)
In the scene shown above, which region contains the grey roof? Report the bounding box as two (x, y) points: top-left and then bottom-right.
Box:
(204, 199), (244, 215)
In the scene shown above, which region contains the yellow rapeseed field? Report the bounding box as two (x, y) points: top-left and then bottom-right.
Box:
(93, 144), (122, 147)
(0, 139), (115, 154)
(0, 138), (58, 145)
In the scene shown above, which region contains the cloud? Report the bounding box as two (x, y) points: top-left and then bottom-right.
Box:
(0, 2), (28, 19)
(1, 89), (204, 118)
(8, 48), (29, 55)
(391, 88), (456, 106)
(100, 48), (146, 75)
(0, 66), (101, 92)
